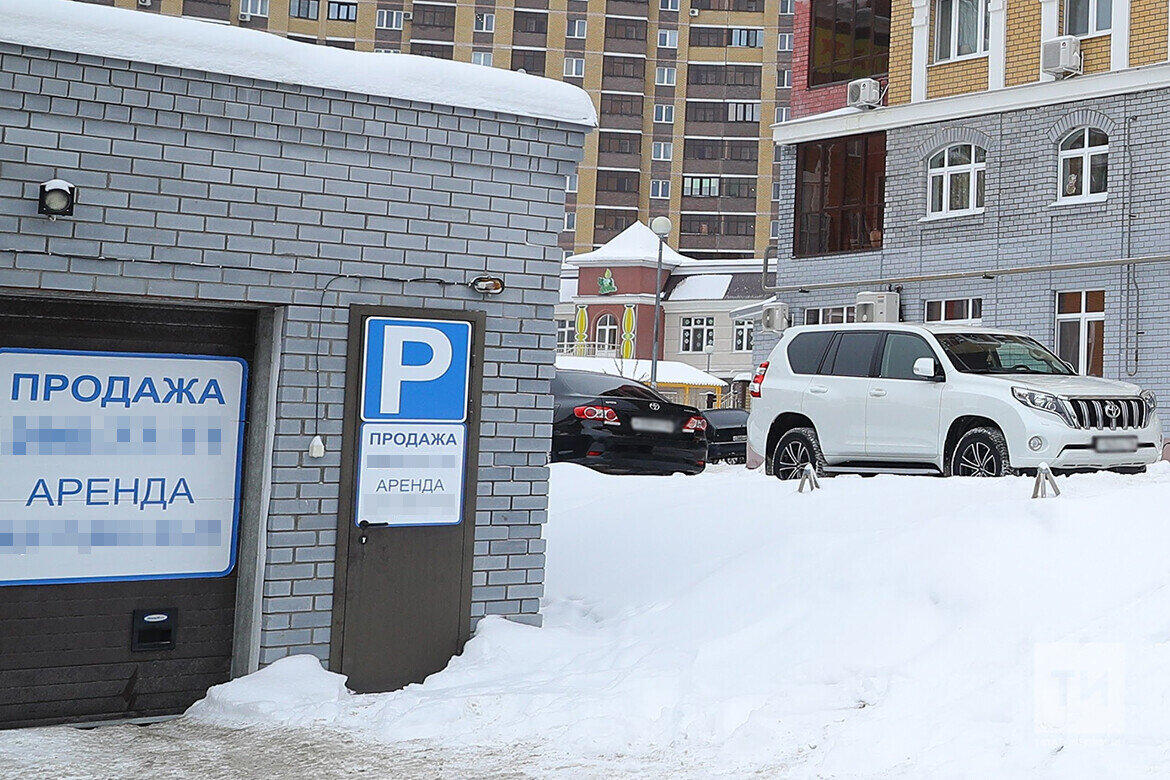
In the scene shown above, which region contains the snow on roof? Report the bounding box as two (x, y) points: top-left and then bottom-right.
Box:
(666, 274), (732, 301)
(2, 0), (597, 127)
(566, 222), (696, 267)
(556, 355), (727, 387)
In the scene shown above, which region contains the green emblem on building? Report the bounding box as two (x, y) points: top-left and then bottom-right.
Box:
(598, 268), (618, 295)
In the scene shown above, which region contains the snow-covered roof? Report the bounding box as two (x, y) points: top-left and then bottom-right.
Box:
(567, 222), (696, 267)
(556, 355), (727, 387)
(3, 0), (597, 128)
(665, 275), (732, 301)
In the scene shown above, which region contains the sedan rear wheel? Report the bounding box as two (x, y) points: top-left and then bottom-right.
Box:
(772, 427), (825, 481)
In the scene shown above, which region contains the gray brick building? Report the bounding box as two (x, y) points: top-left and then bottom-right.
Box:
(0, 3), (592, 727)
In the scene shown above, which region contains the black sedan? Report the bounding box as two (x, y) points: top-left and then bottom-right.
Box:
(551, 369), (708, 475)
(702, 408), (749, 464)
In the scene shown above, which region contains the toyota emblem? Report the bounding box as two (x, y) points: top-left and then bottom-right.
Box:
(649, 402), (660, 410)
(1104, 401), (1121, 419)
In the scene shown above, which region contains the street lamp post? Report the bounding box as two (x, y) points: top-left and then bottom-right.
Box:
(649, 216), (672, 389)
(703, 342), (715, 374)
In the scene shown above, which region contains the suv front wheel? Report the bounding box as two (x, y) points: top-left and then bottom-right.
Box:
(772, 427), (825, 480)
(948, 427), (1011, 477)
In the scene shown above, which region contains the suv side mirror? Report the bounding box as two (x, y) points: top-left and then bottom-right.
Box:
(913, 357), (942, 381)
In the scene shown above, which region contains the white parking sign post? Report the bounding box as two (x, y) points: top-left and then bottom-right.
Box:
(355, 317), (472, 527)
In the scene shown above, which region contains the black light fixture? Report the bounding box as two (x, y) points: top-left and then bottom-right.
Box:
(38, 179), (76, 218)
(469, 275), (505, 294)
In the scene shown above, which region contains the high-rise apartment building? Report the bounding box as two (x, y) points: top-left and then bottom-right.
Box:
(76, 0), (792, 261)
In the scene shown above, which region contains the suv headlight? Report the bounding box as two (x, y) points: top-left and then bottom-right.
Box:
(1012, 387), (1075, 426)
(1141, 390), (1157, 412)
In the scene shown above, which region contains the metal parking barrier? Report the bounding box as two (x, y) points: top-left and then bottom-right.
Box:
(798, 464), (821, 493)
(1032, 463), (1061, 499)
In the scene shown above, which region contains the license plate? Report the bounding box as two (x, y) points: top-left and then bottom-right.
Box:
(1093, 436), (1138, 453)
(631, 417), (675, 434)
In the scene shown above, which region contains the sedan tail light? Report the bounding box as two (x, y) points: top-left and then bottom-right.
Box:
(574, 405), (619, 425)
(749, 361), (769, 398)
(683, 415), (708, 433)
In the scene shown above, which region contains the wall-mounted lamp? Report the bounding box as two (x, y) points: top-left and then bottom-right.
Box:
(38, 179), (77, 219)
(469, 275), (505, 294)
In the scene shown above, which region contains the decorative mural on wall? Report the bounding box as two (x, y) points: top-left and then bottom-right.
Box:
(620, 305), (637, 359)
(574, 305), (589, 356)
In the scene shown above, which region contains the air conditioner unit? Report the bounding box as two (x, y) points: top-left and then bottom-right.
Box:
(846, 77), (883, 109)
(238, 11), (251, 21)
(403, 10), (413, 20)
(855, 291), (900, 323)
(689, 7), (701, 16)
(761, 302), (790, 333)
(137, 0), (152, 6)
(1041, 35), (1082, 78)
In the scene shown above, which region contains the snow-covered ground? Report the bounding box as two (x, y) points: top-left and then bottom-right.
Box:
(6, 463), (1170, 778)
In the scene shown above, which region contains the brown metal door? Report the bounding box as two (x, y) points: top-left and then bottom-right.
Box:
(330, 306), (482, 693)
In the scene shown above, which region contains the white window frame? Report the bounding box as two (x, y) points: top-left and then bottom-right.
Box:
(567, 18), (588, 38)
(779, 0), (794, 13)
(653, 104), (675, 123)
(655, 66), (677, 86)
(682, 176), (718, 196)
(772, 181), (782, 200)
(595, 314), (620, 350)
(769, 219), (780, 239)
(775, 106), (790, 123)
(927, 143), (986, 218)
(474, 12), (495, 32)
(660, 0), (680, 9)
(241, 0), (269, 15)
(777, 33), (794, 51)
(658, 29), (679, 48)
(729, 29), (764, 48)
(650, 179), (671, 199)
(733, 319), (754, 352)
(680, 316), (715, 353)
(565, 173), (578, 193)
(471, 51), (493, 67)
(778, 69), (792, 88)
(376, 9), (403, 29)
(556, 318), (576, 351)
(1057, 127), (1109, 204)
(1055, 290), (1106, 376)
(564, 212), (576, 231)
(804, 305), (856, 325)
(564, 57), (586, 77)
(727, 102), (761, 122)
(924, 297), (983, 325)
(652, 141), (673, 161)
(934, 0), (990, 62)
(1064, 0), (1112, 36)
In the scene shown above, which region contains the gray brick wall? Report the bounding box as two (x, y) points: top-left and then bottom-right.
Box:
(0, 42), (589, 665)
(766, 91), (1170, 400)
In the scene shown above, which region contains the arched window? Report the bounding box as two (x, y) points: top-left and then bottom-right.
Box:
(595, 314), (619, 353)
(927, 143), (986, 217)
(1058, 128), (1108, 202)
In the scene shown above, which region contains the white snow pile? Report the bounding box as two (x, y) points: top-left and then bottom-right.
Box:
(0, 0), (597, 127)
(189, 464), (1170, 777)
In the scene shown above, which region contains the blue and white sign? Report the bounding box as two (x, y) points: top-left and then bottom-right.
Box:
(0, 349), (248, 586)
(356, 317), (472, 527)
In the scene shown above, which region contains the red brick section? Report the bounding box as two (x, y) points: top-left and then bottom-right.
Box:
(789, 0), (889, 119)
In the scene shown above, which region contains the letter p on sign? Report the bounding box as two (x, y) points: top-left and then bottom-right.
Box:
(361, 317), (472, 422)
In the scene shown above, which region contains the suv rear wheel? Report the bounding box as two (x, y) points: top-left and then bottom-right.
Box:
(772, 427), (825, 480)
(948, 427), (1011, 477)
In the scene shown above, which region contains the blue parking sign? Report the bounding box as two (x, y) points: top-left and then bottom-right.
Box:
(361, 317), (471, 422)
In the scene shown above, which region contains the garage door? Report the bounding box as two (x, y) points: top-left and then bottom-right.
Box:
(0, 297), (255, 729)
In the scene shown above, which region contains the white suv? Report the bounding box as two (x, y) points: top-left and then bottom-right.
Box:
(746, 323), (1162, 478)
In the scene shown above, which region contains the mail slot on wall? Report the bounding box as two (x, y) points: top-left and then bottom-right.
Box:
(131, 608), (176, 652)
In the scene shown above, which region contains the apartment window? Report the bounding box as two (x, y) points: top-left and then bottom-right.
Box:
(722, 178), (756, 198)
(686, 102), (722, 122)
(292, 0), (319, 20)
(475, 12), (495, 32)
(723, 215), (755, 235)
(680, 215), (718, 234)
(599, 133), (639, 154)
(604, 57), (644, 78)
(734, 319), (754, 352)
(682, 176), (719, 197)
(596, 314), (620, 351)
(415, 5), (453, 26)
(564, 212), (577, 231)
(770, 219), (781, 239)
(240, 0), (268, 15)
(567, 18), (587, 38)
(686, 139), (723, 160)
(935, 0), (989, 61)
(727, 102), (761, 122)
(327, 1), (357, 21)
(688, 65), (722, 84)
(512, 49), (546, 73)
(1065, 0), (1112, 35)
(680, 317), (716, 352)
(927, 144), (986, 216)
(564, 57), (586, 77)
(724, 140), (758, 161)
(412, 43), (453, 59)
(794, 132), (886, 256)
(729, 29), (764, 48)
(606, 19), (647, 40)
(773, 181), (782, 200)
(514, 12), (548, 33)
(376, 48), (401, 53)
(1058, 127), (1108, 202)
(658, 29), (679, 48)
(471, 51), (493, 67)
(804, 305), (857, 325)
(778, 69), (792, 87)
(775, 106), (791, 123)
(777, 33), (794, 51)
(779, 0), (794, 12)
(661, 0), (680, 9)
(597, 171), (640, 192)
(656, 66), (677, 86)
(1056, 291), (1105, 376)
(810, 0), (891, 85)
(556, 319), (575, 351)
(652, 141), (673, 160)
(596, 211), (635, 232)
(925, 297), (983, 324)
(653, 104), (675, 123)
(565, 173), (578, 193)
(727, 66), (762, 86)
(602, 94), (643, 115)
(650, 179), (671, 199)
(691, 28), (726, 47)
(563, 249), (575, 262)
